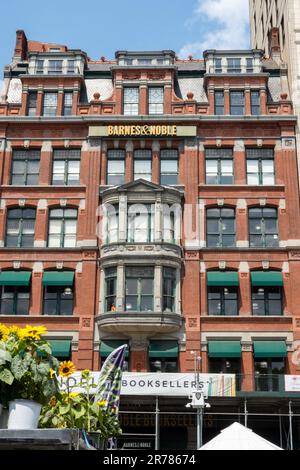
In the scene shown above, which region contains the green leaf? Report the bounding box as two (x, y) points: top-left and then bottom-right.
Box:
(72, 405), (86, 421)
(0, 368), (14, 385)
(59, 402), (71, 415)
(37, 343), (52, 355)
(11, 355), (28, 380)
(0, 349), (11, 363)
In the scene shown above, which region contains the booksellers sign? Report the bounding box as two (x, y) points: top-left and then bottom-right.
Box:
(89, 125), (197, 138)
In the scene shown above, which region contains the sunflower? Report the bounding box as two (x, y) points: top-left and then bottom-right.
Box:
(59, 360), (76, 377)
(0, 324), (9, 342)
(49, 368), (56, 379)
(20, 325), (47, 341)
(8, 325), (21, 337)
(97, 400), (107, 407)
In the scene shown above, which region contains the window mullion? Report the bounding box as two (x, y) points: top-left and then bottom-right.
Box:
(61, 218), (65, 247)
(18, 218), (23, 247)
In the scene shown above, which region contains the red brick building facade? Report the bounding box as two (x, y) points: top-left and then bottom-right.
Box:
(1, 30), (300, 448)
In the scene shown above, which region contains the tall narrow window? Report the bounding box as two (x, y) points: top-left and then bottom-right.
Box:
(0, 285), (30, 315)
(127, 204), (154, 243)
(106, 205), (119, 243)
(27, 92), (37, 116)
(246, 58), (254, 72)
(206, 207), (236, 248)
(215, 58), (222, 73)
(6, 208), (36, 248)
(160, 150), (178, 185)
(246, 148), (275, 185)
(249, 207), (279, 247)
(48, 208), (77, 248)
(134, 150), (152, 181)
(107, 150), (125, 185)
(52, 149), (81, 185)
(251, 91), (261, 115)
(36, 60), (44, 74)
(163, 268), (176, 312)
(63, 92), (73, 116)
(11, 150), (40, 185)
(123, 88), (139, 116)
(214, 91), (224, 115)
(230, 91), (245, 115)
(148, 87), (164, 115)
(105, 268), (117, 312)
(43, 92), (58, 116)
(163, 207), (175, 243)
(125, 267), (154, 312)
(205, 148), (233, 184)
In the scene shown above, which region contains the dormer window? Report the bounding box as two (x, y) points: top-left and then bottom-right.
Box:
(246, 58), (254, 73)
(36, 60), (44, 74)
(138, 59), (152, 65)
(215, 58), (222, 73)
(48, 60), (63, 74)
(227, 58), (241, 73)
(67, 60), (76, 74)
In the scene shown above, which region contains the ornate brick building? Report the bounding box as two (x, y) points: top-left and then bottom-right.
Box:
(1, 30), (300, 448)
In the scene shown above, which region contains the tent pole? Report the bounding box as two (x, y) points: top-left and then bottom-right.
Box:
(289, 401), (293, 451)
(244, 399), (248, 428)
(155, 396), (160, 451)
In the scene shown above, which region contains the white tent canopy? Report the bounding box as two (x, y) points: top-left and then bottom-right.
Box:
(200, 422), (283, 450)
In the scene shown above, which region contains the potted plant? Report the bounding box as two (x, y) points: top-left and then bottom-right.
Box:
(39, 367), (122, 445)
(0, 323), (60, 429)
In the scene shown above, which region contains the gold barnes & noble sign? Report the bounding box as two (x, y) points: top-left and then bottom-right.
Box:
(89, 125), (197, 138)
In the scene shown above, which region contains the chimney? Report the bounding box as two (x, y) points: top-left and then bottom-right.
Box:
(268, 27), (281, 64)
(13, 30), (28, 63)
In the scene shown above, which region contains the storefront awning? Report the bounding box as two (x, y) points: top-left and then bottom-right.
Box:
(100, 340), (129, 358)
(43, 271), (74, 286)
(207, 272), (239, 287)
(49, 340), (71, 358)
(253, 341), (287, 358)
(208, 341), (242, 358)
(149, 341), (178, 358)
(0, 271), (31, 286)
(251, 272), (283, 287)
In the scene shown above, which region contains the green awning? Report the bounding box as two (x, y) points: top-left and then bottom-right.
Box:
(207, 272), (239, 287)
(251, 272), (283, 287)
(43, 271), (74, 286)
(253, 341), (287, 358)
(149, 340), (178, 358)
(100, 340), (129, 358)
(208, 341), (242, 358)
(49, 340), (71, 358)
(0, 271), (31, 286)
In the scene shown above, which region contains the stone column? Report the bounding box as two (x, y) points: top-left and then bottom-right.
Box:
(116, 263), (125, 311)
(119, 194), (127, 242)
(154, 195), (162, 243)
(154, 264), (162, 312)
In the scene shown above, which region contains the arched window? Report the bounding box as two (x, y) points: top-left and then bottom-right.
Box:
(48, 208), (77, 248)
(5, 208), (36, 247)
(206, 207), (235, 248)
(249, 207), (278, 247)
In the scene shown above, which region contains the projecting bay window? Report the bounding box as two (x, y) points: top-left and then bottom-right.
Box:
(214, 91), (224, 115)
(134, 150), (152, 181)
(163, 207), (176, 243)
(205, 148), (234, 184)
(43, 92), (58, 116)
(0, 271), (31, 316)
(148, 87), (164, 115)
(107, 150), (125, 185)
(48, 208), (77, 248)
(52, 149), (81, 185)
(230, 91), (245, 115)
(246, 148), (275, 185)
(27, 91), (37, 116)
(11, 150), (40, 185)
(123, 87), (139, 116)
(160, 150), (178, 185)
(106, 205), (119, 244)
(206, 207), (236, 248)
(43, 271), (74, 316)
(127, 204), (154, 243)
(5, 208), (36, 248)
(163, 268), (176, 312)
(105, 268), (117, 312)
(63, 92), (73, 116)
(249, 207), (278, 247)
(125, 267), (154, 312)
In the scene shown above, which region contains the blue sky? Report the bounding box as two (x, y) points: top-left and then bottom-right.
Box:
(0, 0), (250, 76)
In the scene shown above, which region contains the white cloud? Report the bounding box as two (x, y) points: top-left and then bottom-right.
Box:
(179, 0), (250, 58)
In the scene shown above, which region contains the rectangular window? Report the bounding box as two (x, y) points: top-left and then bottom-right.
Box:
(214, 91), (224, 115)
(48, 60), (63, 74)
(252, 286), (282, 316)
(48, 208), (77, 248)
(148, 87), (164, 115)
(63, 92), (73, 116)
(52, 149), (81, 185)
(246, 58), (254, 72)
(11, 150), (40, 185)
(125, 266), (154, 312)
(249, 207), (278, 247)
(134, 150), (152, 181)
(251, 91), (261, 115)
(160, 150), (178, 185)
(67, 60), (76, 74)
(149, 358), (178, 373)
(107, 150), (125, 185)
(209, 358), (241, 389)
(208, 287), (239, 316)
(105, 268), (117, 312)
(43, 92), (58, 116)
(163, 207), (175, 243)
(205, 148), (233, 184)
(36, 60), (44, 74)
(206, 207), (236, 248)
(215, 58), (222, 73)
(227, 58), (241, 73)
(27, 92), (37, 116)
(254, 358), (285, 392)
(127, 204), (154, 243)
(246, 148), (275, 185)
(6, 208), (36, 248)
(107, 205), (119, 244)
(230, 91), (245, 115)
(0, 285), (30, 315)
(163, 268), (176, 312)
(44, 286), (73, 315)
(123, 88), (139, 116)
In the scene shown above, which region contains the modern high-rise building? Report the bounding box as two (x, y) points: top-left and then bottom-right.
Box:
(249, 0), (300, 180)
(1, 30), (300, 449)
